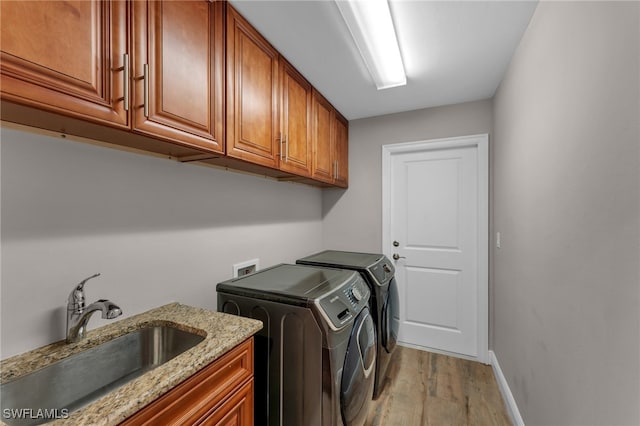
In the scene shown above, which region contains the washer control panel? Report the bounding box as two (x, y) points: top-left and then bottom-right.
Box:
(344, 278), (368, 306)
(317, 273), (370, 330)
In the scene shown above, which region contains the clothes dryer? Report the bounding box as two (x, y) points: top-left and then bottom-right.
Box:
(297, 250), (399, 399)
(217, 264), (376, 426)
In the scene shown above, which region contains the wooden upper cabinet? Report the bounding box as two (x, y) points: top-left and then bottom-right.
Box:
(0, 0), (128, 127)
(279, 60), (312, 177)
(131, 0), (224, 153)
(333, 112), (349, 188)
(311, 90), (335, 184)
(311, 89), (349, 187)
(1, 1), (347, 187)
(226, 6), (280, 169)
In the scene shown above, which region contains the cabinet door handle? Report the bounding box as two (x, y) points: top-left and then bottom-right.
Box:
(143, 63), (149, 118)
(284, 136), (288, 162)
(334, 160), (338, 179)
(278, 133), (283, 161)
(123, 54), (129, 111)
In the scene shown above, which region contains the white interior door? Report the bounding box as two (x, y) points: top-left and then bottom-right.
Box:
(382, 135), (488, 362)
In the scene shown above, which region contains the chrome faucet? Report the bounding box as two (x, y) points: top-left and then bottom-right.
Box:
(66, 273), (122, 343)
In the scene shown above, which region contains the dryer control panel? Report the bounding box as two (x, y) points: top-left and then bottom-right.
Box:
(369, 257), (395, 286)
(316, 274), (370, 331)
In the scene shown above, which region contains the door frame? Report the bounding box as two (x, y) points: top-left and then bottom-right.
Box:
(381, 134), (489, 363)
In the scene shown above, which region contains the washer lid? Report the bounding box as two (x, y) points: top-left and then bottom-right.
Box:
(216, 264), (359, 306)
(297, 250), (395, 286)
(297, 250), (384, 269)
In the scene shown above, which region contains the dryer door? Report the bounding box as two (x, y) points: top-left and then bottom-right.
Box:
(382, 277), (399, 353)
(340, 307), (376, 426)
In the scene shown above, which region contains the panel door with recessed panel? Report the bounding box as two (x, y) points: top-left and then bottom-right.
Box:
(391, 146), (479, 357)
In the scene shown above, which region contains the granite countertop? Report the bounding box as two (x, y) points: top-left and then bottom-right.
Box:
(0, 303), (262, 425)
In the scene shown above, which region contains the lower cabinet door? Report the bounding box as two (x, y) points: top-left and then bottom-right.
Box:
(120, 338), (253, 426)
(198, 379), (253, 426)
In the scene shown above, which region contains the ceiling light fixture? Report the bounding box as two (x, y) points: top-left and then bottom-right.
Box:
(336, 0), (406, 90)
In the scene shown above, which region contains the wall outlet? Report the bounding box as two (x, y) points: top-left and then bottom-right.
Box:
(233, 259), (260, 277)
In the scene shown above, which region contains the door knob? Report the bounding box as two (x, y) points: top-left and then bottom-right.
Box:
(393, 240), (399, 247)
(392, 253), (405, 260)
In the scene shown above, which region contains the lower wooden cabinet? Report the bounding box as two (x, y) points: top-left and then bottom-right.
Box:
(199, 380), (253, 426)
(120, 338), (254, 426)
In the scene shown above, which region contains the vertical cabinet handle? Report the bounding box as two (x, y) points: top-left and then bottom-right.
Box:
(143, 64), (149, 118)
(279, 135), (288, 163)
(123, 54), (129, 111)
(284, 136), (288, 162)
(334, 160), (338, 179)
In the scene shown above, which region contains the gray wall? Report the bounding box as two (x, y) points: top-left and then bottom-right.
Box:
(492, 2), (640, 425)
(1, 126), (323, 358)
(1, 100), (493, 359)
(322, 99), (493, 252)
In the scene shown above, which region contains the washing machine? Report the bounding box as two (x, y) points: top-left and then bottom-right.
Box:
(297, 250), (399, 399)
(216, 264), (376, 426)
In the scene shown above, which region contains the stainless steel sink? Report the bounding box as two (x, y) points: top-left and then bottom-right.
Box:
(0, 325), (205, 425)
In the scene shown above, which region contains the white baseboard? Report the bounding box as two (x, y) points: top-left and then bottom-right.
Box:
(489, 350), (525, 426)
(398, 341), (488, 364)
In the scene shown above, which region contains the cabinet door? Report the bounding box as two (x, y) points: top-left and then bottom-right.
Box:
(132, 0), (224, 153)
(120, 338), (254, 426)
(0, 0), (128, 127)
(226, 6), (280, 169)
(333, 113), (349, 188)
(311, 90), (334, 184)
(198, 380), (253, 426)
(280, 60), (312, 176)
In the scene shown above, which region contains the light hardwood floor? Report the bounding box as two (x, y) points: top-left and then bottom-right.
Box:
(366, 346), (512, 426)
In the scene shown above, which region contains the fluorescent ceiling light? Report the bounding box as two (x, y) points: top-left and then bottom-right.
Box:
(336, 0), (406, 90)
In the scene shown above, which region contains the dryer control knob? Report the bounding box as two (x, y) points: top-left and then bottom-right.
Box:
(351, 286), (364, 302)
(383, 264), (392, 274)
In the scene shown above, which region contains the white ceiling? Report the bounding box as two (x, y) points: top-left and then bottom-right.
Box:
(229, 0), (539, 121)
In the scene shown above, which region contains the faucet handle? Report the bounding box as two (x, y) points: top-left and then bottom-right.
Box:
(68, 273), (101, 311)
(76, 273), (101, 291)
